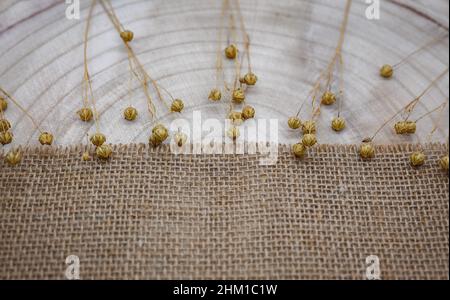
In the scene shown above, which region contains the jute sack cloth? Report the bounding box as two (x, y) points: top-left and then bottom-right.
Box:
(0, 143), (448, 279)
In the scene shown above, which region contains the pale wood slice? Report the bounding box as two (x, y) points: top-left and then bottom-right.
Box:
(0, 0), (448, 148)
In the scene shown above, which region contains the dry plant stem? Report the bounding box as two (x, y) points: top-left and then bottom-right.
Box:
(392, 33), (449, 69)
(228, 8), (241, 114)
(296, 0), (352, 119)
(425, 100), (448, 142)
(0, 87), (43, 134)
(100, 0), (165, 118)
(235, 0), (252, 74)
(370, 72), (448, 142)
(336, 53), (345, 117)
(215, 0), (228, 89)
(403, 68), (449, 121)
(83, 0), (101, 133)
(414, 99), (448, 123)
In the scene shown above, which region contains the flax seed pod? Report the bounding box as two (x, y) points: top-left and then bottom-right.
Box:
(288, 117), (302, 130)
(380, 64), (394, 78)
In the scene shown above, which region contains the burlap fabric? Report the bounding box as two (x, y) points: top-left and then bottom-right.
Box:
(0, 143), (448, 280)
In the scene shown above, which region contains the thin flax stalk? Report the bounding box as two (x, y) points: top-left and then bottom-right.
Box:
(296, 0), (352, 119)
(235, 0), (252, 74)
(215, 0), (228, 89)
(83, 0), (101, 133)
(100, 0), (166, 118)
(404, 68), (449, 121)
(0, 87), (43, 134)
(392, 33), (449, 69)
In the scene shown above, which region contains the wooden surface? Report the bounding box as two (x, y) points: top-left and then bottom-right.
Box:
(0, 0), (448, 147)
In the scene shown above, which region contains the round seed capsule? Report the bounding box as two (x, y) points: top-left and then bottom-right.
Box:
(288, 117), (302, 130)
(0, 119), (11, 132)
(405, 121), (416, 134)
(208, 89), (222, 101)
(302, 120), (316, 134)
(232, 88), (245, 104)
(331, 117), (346, 132)
(78, 107), (93, 122)
(359, 142), (375, 159)
(170, 99), (184, 113)
(224, 44), (238, 59)
(124, 107), (138, 121)
(150, 125), (169, 146)
(38, 132), (54, 146)
(0, 131), (13, 145)
(410, 151), (426, 167)
(243, 73), (258, 86)
(380, 64), (393, 78)
(96, 144), (113, 160)
(439, 155), (449, 171)
(242, 105), (255, 120)
(120, 30), (134, 42)
(321, 91), (336, 105)
(5, 149), (22, 166)
(292, 143), (307, 158)
(302, 134), (317, 147)
(90, 133), (106, 147)
(394, 121), (408, 134)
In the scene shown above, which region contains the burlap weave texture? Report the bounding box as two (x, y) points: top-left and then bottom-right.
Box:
(0, 143), (448, 279)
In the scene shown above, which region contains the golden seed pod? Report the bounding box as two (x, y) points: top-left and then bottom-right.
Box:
(120, 30), (134, 42)
(321, 91), (336, 106)
(243, 73), (258, 86)
(227, 126), (240, 140)
(174, 132), (188, 147)
(0, 97), (7, 112)
(150, 125), (169, 146)
(395, 121), (417, 134)
(224, 44), (238, 59)
(242, 105), (255, 120)
(96, 144), (113, 160)
(302, 134), (317, 147)
(5, 149), (22, 166)
(124, 107), (138, 121)
(288, 117), (302, 130)
(331, 117), (346, 132)
(359, 142), (375, 159)
(77, 107), (93, 122)
(292, 143), (307, 158)
(302, 120), (316, 134)
(380, 64), (393, 78)
(405, 121), (416, 134)
(410, 151), (426, 167)
(38, 132), (54, 146)
(228, 111), (243, 125)
(0, 131), (13, 145)
(170, 99), (184, 113)
(439, 155), (449, 171)
(232, 88), (245, 104)
(0, 119), (11, 132)
(239, 77), (246, 84)
(82, 152), (91, 162)
(208, 89), (222, 101)
(90, 133), (106, 147)
(394, 121), (408, 134)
